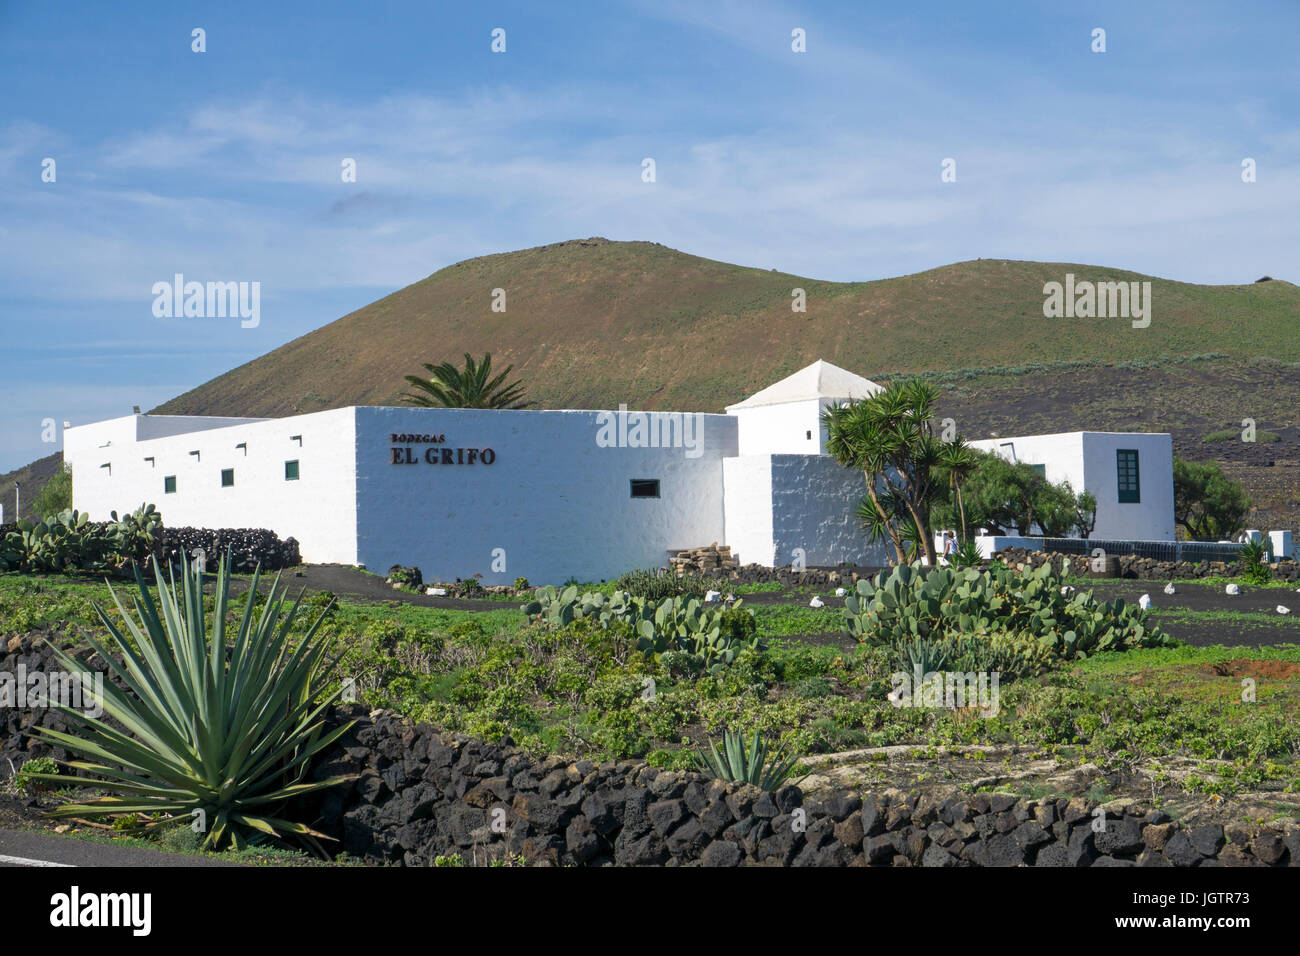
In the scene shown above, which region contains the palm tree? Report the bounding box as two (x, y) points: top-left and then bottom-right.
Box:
(826, 401), (908, 565)
(402, 353), (534, 409)
(822, 378), (946, 567)
(937, 436), (978, 543)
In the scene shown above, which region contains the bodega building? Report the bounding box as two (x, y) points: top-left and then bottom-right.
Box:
(62, 361), (1177, 584)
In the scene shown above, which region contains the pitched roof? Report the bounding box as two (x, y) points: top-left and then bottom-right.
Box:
(726, 360), (884, 411)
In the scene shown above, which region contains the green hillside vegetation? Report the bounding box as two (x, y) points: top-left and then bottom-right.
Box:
(153, 238), (1300, 418)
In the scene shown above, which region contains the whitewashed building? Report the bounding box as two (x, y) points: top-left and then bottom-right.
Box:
(62, 361), (1177, 583)
(969, 431), (1176, 540)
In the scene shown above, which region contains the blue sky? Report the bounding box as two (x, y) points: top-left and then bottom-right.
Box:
(1, 0), (1297, 472)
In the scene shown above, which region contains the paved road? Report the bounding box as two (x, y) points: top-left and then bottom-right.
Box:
(0, 828), (239, 867)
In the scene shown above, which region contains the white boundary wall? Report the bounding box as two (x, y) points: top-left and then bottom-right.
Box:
(65, 408), (359, 565)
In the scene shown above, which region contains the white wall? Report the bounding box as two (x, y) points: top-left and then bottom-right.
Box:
(770, 454), (888, 568)
(63, 414), (266, 459)
(66, 408), (359, 565)
(722, 453), (888, 568)
(353, 407), (737, 584)
(723, 456), (774, 565)
(1081, 433), (1175, 540)
(974, 535), (1044, 559)
(731, 400), (828, 456)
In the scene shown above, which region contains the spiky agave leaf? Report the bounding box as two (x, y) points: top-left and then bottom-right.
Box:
(27, 551), (355, 851)
(694, 729), (800, 792)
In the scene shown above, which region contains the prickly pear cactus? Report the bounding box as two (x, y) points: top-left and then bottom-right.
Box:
(844, 559), (1171, 664)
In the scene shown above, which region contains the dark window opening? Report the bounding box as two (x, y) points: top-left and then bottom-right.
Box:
(164, 475), (176, 494)
(806, 430), (812, 440)
(630, 479), (660, 499)
(285, 460), (300, 481)
(1117, 449), (1140, 503)
(1029, 463), (1046, 478)
(221, 468), (235, 488)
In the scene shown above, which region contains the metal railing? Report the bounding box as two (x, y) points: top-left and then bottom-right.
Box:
(1039, 537), (1244, 563)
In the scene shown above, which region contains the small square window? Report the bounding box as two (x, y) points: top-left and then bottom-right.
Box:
(285, 460), (300, 481)
(1029, 463), (1046, 478)
(164, 475), (176, 494)
(630, 478), (660, 499)
(221, 468), (235, 488)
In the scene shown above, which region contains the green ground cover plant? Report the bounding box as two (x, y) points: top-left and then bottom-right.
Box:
(4, 571), (1299, 805)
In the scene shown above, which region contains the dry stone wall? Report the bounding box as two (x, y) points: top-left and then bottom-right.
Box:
(296, 708), (1300, 867)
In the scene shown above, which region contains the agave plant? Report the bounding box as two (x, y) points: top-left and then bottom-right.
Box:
(26, 551), (355, 852)
(892, 635), (951, 675)
(695, 729), (801, 792)
(950, 535), (984, 569)
(1239, 538), (1272, 585)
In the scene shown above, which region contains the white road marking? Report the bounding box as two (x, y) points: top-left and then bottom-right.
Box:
(0, 853), (75, 867)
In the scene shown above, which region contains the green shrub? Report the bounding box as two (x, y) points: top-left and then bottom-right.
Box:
(718, 607), (757, 642)
(446, 619), (489, 645)
(15, 756), (58, 794)
(305, 589), (337, 611)
(889, 630), (1052, 682)
(791, 676), (833, 699)
(522, 586), (761, 675)
(1, 502), (164, 574)
(158, 825), (203, 854)
(951, 537), (983, 568)
(513, 577), (530, 591)
(107, 503), (163, 566)
(613, 567), (722, 601)
(362, 618), (407, 651)
(29, 467), (72, 519)
(1203, 428), (1279, 443)
(7, 510), (116, 573)
(387, 565), (423, 589)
